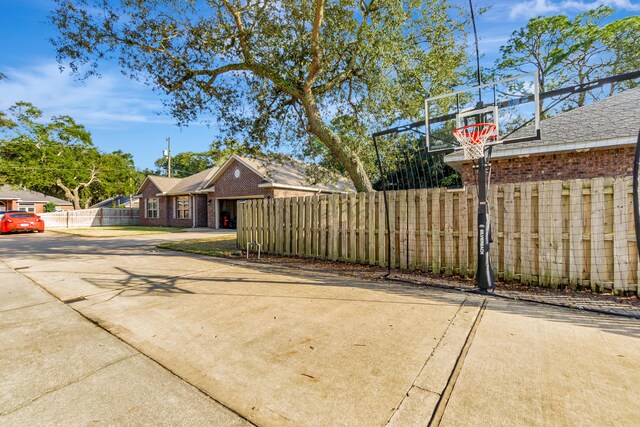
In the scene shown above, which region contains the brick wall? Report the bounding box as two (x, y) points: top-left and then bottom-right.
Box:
(458, 146), (634, 185)
(165, 196), (196, 228)
(0, 200), (18, 211)
(195, 195), (208, 227)
(210, 160), (272, 198)
(138, 181), (169, 227)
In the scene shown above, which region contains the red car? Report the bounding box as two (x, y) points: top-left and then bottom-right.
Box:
(0, 211), (45, 234)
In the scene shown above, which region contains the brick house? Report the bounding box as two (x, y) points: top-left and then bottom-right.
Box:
(445, 88), (640, 184)
(0, 185), (73, 213)
(136, 155), (353, 229)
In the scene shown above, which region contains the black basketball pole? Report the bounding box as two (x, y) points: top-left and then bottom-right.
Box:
(476, 157), (495, 291)
(632, 130), (640, 264)
(468, 0), (494, 291)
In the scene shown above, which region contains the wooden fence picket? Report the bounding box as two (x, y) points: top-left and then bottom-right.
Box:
(236, 176), (638, 295)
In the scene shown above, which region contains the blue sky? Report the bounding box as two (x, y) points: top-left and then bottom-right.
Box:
(1, 0), (638, 171)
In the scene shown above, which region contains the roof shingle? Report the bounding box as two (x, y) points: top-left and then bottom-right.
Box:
(0, 184), (72, 205)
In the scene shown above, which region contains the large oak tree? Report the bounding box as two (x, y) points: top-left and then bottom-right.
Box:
(0, 102), (141, 209)
(51, 0), (466, 191)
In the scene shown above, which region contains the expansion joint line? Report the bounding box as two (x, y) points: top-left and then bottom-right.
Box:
(428, 299), (488, 426)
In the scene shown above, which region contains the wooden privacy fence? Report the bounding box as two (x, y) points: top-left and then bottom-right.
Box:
(237, 176), (638, 294)
(40, 208), (139, 228)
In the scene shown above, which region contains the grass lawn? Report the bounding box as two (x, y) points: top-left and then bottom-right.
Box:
(157, 235), (238, 258)
(50, 226), (186, 238)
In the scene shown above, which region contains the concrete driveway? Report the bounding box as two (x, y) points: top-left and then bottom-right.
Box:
(2, 231), (640, 426)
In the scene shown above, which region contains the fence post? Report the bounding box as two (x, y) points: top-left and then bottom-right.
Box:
(232, 177), (637, 296)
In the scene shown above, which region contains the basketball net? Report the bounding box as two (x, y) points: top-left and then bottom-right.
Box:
(452, 123), (497, 160)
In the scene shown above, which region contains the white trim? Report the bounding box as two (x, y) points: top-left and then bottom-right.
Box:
(215, 199), (220, 229)
(175, 195), (191, 219)
(17, 203), (36, 213)
(198, 186), (215, 193)
(136, 175), (149, 196)
(202, 155), (267, 189)
(192, 194), (196, 228)
(146, 197), (159, 219)
(445, 136), (636, 166)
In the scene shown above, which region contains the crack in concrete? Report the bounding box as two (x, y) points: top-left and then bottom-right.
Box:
(1, 354), (136, 416)
(8, 261), (259, 427)
(411, 384), (439, 395)
(0, 300), (56, 314)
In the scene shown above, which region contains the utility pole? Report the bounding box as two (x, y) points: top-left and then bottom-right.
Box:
(163, 137), (172, 177)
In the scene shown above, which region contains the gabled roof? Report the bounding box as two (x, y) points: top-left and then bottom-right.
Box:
(147, 175), (182, 194)
(0, 184), (72, 205)
(165, 167), (219, 195)
(135, 167), (219, 196)
(446, 88), (640, 164)
(204, 154), (354, 193)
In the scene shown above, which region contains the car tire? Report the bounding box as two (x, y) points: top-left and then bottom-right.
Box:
(37, 230), (45, 233)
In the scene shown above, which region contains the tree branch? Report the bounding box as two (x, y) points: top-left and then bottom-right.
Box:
(221, 0), (253, 61)
(166, 63), (250, 92)
(304, 0), (325, 93)
(312, 4), (373, 95)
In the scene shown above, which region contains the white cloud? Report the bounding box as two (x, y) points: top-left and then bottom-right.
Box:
(0, 61), (172, 128)
(508, 0), (640, 20)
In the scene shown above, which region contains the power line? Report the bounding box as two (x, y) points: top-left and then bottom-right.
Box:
(0, 165), (141, 173)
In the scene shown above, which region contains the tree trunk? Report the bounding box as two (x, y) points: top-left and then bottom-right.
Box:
(301, 96), (373, 192)
(55, 179), (81, 210)
(83, 197), (93, 209)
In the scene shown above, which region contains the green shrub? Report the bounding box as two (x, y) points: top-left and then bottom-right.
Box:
(44, 202), (57, 213)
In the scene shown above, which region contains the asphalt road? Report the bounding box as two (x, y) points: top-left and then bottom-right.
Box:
(2, 231), (640, 426)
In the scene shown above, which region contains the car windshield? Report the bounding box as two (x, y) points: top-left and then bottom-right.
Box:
(9, 213), (36, 218)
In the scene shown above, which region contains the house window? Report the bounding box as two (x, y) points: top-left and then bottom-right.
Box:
(176, 196), (190, 219)
(18, 203), (35, 212)
(146, 198), (159, 219)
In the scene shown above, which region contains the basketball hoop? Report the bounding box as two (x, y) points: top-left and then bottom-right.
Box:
(452, 123), (497, 160)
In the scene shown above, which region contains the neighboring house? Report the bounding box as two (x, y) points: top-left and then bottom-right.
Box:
(0, 185), (73, 213)
(90, 195), (140, 209)
(136, 154), (354, 229)
(445, 88), (640, 184)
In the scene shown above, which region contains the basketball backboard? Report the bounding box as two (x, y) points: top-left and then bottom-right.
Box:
(425, 73), (541, 154)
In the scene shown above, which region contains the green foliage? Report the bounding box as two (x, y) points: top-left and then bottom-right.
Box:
(0, 102), (142, 209)
(51, 0), (468, 191)
(154, 139), (263, 177)
(43, 202), (57, 213)
(603, 15), (640, 85)
(155, 151), (214, 178)
(495, 6), (640, 110)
